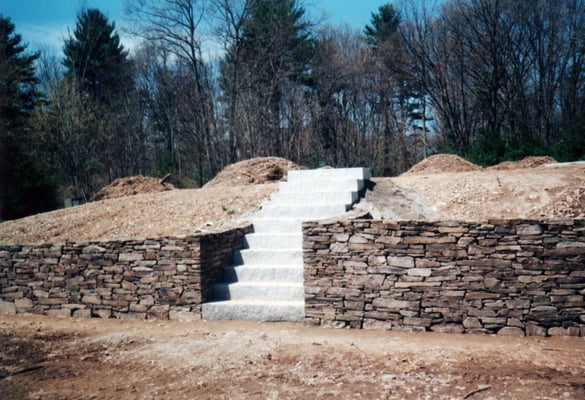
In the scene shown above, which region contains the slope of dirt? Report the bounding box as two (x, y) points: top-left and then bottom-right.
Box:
(204, 157), (305, 187)
(401, 154), (482, 176)
(0, 184), (277, 244)
(380, 162), (585, 220)
(487, 156), (557, 171)
(1, 156), (584, 243)
(1, 315), (584, 400)
(90, 175), (175, 202)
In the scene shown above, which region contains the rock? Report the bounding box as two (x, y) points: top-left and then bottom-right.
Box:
(463, 317), (483, 329)
(169, 309), (201, 321)
(147, 305), (170, 320)
(14, 297), (33, 310)
(92, 308), (112, 318)
(119, 253), (144, 262)
(431, 324), (465, 334)
(46, 308), (71, 318)
(516, 224), (542, 236)
(525, 323), (547, 337)
(82, 245), (106, 254)
(548, 327), (568, 336)
(0, 299), (16, 315)
(407, 268), (432, 277)
(497, 327), (525, 337)
(387, 256), (414, 269)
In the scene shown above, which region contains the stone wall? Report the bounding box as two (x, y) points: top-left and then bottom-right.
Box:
(0, 226), (251, 319)
(303, 219), (585, 336)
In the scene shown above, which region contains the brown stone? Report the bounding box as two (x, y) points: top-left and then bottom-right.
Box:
(516, 224), (542, 236)
(431, 324), (464, 334)
(497, 327), (525, 337)
(147, 305), (170, 319)
(403, 317), (432, 327)
(387, 256), (414, 269)
(372, 298), (419, 310)
(463, 317), (483, 329)
(0, 299), (16, 315)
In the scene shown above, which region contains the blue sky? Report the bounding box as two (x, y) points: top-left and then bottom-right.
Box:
(0, 0), (391, 56)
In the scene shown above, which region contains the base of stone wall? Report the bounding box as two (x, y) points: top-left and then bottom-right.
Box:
(306, 316), (585, 337)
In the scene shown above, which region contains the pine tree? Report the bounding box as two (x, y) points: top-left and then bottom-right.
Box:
(0, 15), (59, 220)
(221, 0), (314, 156)
(63, 8), (131, 102)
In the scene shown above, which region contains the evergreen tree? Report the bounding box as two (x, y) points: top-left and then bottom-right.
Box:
(364, 3), (401, 47)
(0, 15), (59, 220)
(221, 0), (314, 156)
(63, 8), (131, 102)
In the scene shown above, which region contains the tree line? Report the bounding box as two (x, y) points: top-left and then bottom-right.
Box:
(1, 0), (584, 220)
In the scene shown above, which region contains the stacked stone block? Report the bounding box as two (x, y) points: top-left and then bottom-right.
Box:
(0, 226), (250, 319)
(303, 219), (585, 336)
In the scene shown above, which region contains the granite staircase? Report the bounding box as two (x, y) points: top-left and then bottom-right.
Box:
(201, 167), (371, 321)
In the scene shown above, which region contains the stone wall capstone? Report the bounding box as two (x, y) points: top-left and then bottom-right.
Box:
(0, 226), (251, 320)
(303, 219), (585, 336)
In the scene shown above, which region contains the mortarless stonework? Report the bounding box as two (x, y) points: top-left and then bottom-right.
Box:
(303, 219), (585, 336)
(0, 226), (251, 320)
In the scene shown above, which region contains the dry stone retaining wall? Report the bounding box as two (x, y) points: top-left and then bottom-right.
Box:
(0, 226), (251, 319)
(303, 219), (585, 336)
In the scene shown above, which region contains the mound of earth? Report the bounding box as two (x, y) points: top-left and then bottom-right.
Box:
(90, 175), (175, 202)
(2, 157), (585, 244)
(0, 184), (277, 244)
(205, 157), (305, 187)
(487, 156), (557, 171)
(401, 154), (481, 176)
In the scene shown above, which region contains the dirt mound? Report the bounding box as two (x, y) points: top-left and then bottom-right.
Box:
(90, 175), (175, 202)
(402, 154), (481, 176)
(205, 157), (305, 187)
(488, 156), (557, 171)
(542, 182), (585, 218)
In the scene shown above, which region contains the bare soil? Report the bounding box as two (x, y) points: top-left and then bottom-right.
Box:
(1, 315), (584, 400)
(357, 157), (585, 221)
(204, 157), (305, 187)
(2, 155), (584, 244)
(90, 175), (175, 202)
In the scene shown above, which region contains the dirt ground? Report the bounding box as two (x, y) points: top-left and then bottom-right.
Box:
(1, 315), (584, 400)
(356, 159), (585, 221)
(1, 155), (584, 244)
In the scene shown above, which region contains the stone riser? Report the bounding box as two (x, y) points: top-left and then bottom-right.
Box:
(269, 191), (358, 205)
(258, 204), (348, 219)
(287, 167), (371, 182)
(234, 249), (303, 265)
(244, 233), (302, 250)
(251, 218), (303, 234)
(278, 179), (364, 193)
(213, 282), (304, 301)
(223, 265), (303, 282)
(201, 300), (305, 322)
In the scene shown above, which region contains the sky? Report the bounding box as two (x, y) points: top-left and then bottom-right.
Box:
(0, 0), (391, 57)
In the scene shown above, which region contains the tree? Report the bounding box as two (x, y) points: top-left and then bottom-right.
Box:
(223, 0), (314, 157)
(0, 15), (59, 220)
(126, 0), (219, 185)
(363, 3), (414, 175)
(212, 0), (256, 163)
(63, 8), (132, 102)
